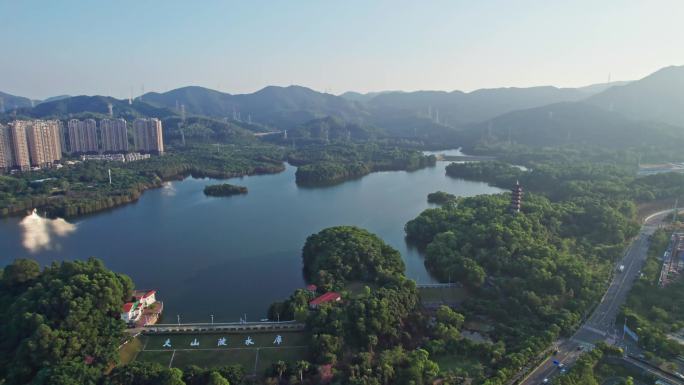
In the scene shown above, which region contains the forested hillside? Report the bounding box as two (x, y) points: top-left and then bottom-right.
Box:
(400, 147), (684, 384)
(0, 258), (133, 384)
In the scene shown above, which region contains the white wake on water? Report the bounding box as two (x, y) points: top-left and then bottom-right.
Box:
(19, 209), (77, 253)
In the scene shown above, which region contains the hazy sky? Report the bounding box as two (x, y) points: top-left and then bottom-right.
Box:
(1, 0), (683, 99)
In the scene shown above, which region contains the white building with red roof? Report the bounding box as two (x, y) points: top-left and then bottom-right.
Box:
(121, 301), (142, 323)
(133, 289), (157, 308)
(122, 289), (160, 324)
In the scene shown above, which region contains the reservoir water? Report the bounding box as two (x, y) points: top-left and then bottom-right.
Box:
(0, 159), (502, 322)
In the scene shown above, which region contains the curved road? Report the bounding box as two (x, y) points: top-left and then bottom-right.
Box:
(519, 209), (674, 385)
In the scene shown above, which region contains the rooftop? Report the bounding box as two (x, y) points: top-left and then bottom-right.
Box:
(310, 292), (341, 306)
(132, 289), (156, 299)
(122, 301), (138, 313)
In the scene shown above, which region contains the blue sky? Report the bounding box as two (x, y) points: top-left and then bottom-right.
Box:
(1, 0), (683, 99)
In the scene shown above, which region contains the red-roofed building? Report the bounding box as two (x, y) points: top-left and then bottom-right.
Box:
(132, 290), (157, 307)
(121, 301), (141, 323)
(306, 284), (317, 293)
(309, 292), (341, 309)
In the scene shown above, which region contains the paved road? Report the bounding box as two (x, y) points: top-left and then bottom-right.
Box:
(623, 356), (684, 385)
(519, 209), (672, 385)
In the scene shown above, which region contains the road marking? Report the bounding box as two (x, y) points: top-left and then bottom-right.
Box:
(169, 349), (176, 368)
(254, 348), (260, 375)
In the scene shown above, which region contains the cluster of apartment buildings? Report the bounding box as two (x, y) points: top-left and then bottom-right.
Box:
(0, 120), (62, 171)
(0, 118), (164, 172)
(67, 118), (164, 155)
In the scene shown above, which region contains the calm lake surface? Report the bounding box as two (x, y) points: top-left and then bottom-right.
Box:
(0, 157), (501, 322)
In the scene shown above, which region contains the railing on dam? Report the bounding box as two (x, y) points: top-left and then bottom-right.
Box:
(143, 320), (306, 334)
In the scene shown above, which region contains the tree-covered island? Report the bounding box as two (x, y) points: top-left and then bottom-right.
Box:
(203, 183), (248, 197)
(290, 143), (436, 185)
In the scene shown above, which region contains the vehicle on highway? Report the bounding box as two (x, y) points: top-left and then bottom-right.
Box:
(618, 264), (625, 273)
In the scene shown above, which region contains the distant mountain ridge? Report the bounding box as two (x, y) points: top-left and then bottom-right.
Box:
(15, 95), (177, 120)
(460, 102), (683, 149)
(576, 81), (631, 95)
(142, 85), (368, 130)
(2, 65), (682, 150)
(449, 66), (684, 149)
(0, 91), (34, 111)
(586, 65), (684, 127)
(39, 95), (72, 104)
(366, 86), (591, 125)
(0, 78), (644, 129)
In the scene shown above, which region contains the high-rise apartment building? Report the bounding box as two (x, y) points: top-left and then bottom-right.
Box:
(133, 118), (164, 154)
(58, 124), (68, 154)
(26, 120), (62, 167)
(1, 120), (62, 172)
(68, 119), (98, 153)
(0, 124), (14, 171)
(8, 121), (31, 171)
(100, 118), (129, 152)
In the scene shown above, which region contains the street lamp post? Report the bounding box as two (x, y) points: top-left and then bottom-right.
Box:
(211, 314), (214, 325)
(177, 314), (180, 326)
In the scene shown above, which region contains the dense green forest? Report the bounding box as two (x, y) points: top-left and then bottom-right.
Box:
(405, 192), (635, 384)
(301, 226), (406, 290)
(270, 226), (447, 385)
(399, 146), (684, 384)
(107, 362), (246, 385)
(445, 148), (684, 204)
(0, 258), (133, 385)
(203, 183), (248, 197)
(552, 343), (647, 385)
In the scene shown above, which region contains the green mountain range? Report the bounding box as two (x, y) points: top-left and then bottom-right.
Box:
(142, 85), (368, 130)
(458, 66), (684, 149)
(2, 65), (682, 150)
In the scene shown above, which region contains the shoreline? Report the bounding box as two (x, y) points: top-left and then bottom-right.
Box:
(0, 163), (287, 220)
(3, 156), (442, 220)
